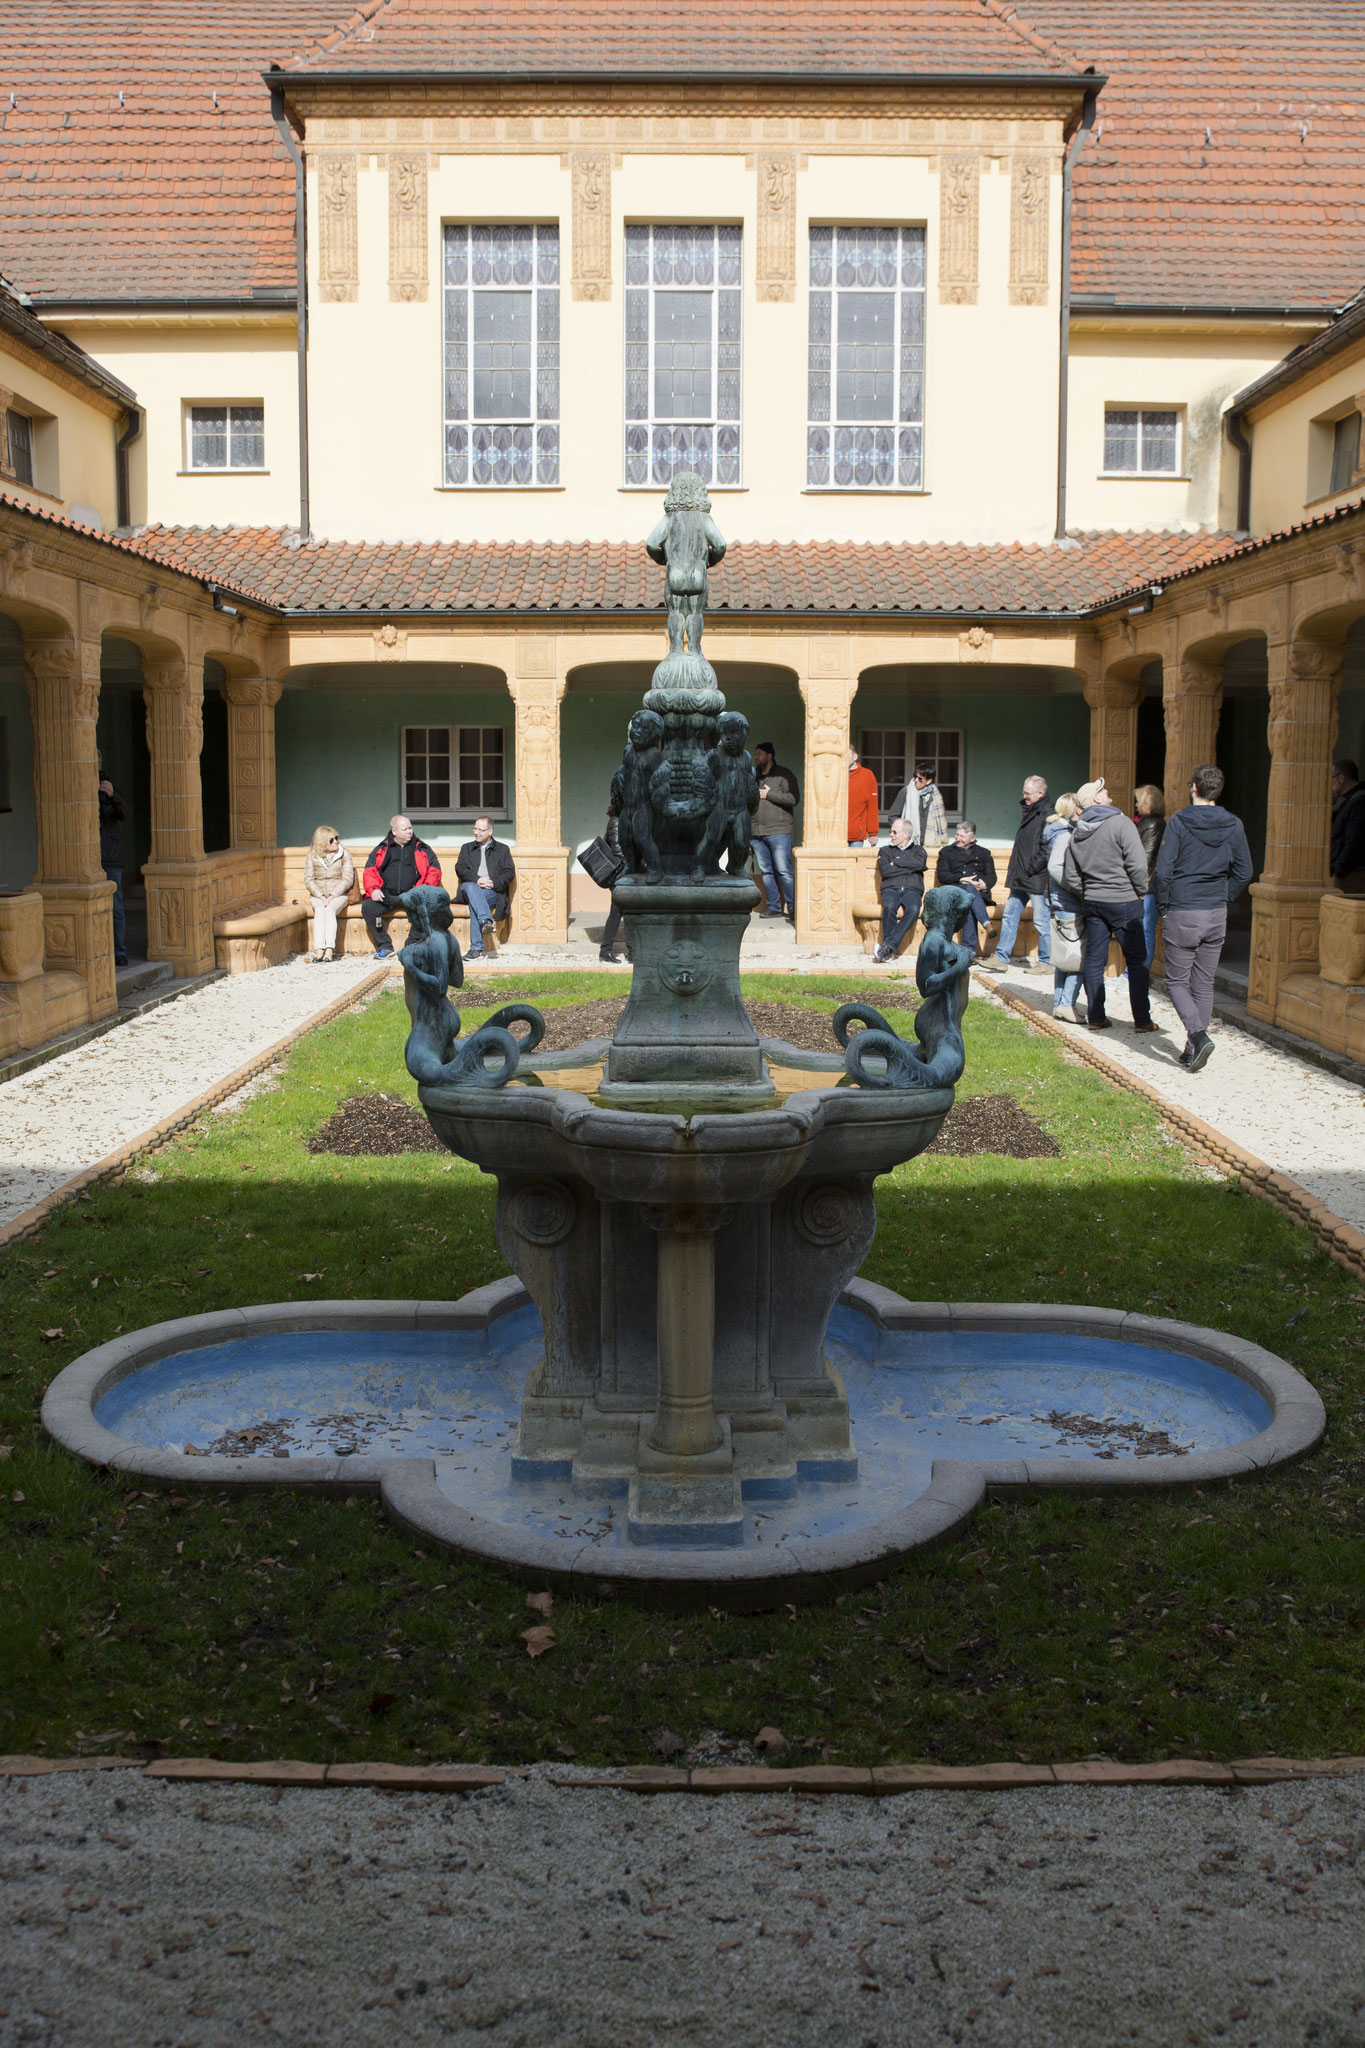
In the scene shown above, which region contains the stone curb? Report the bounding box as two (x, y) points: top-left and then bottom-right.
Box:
(2, 1755), (1362, 1792)
(0, 966), (392, 1254)
(975, 973), (1365, 1286)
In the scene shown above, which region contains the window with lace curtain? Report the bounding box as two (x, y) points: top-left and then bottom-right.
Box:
(443, 224), (560, 487)
(807, 225), (925, 490)
(624, 225), (742, 487)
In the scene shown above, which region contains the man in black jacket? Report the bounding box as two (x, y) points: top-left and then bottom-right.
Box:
(979, 774), (1050, 973)
(1331, 759), (1365, 893)
(873, 816), (928, 963)
(361, 814), (443, 958)
(1153, 763), (1254, 1071)
(935, 820), (997, 954)
(454, 815), (516, 957)
(97, 751), (130, 967)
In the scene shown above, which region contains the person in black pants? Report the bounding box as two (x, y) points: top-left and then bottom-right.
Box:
(97, 752), (130, 967)
(873, 816), (928, 963)
(934, 820), (997, 953)
(1064, 777), (1156, 1033)
(598, 803), (632, 963)
(361, 814), (443, 958)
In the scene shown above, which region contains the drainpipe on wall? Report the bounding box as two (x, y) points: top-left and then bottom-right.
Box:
(1055, 81), (1100, 543)
(269, 82), (310, 542)
(1226, 408), (1253, 533)
(114, 404), (142, 531)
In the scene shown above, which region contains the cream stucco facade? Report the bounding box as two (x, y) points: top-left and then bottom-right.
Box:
(1244, 337), (1365, 536)
(0, 327), (126, 532)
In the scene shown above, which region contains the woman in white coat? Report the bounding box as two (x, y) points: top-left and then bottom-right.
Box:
(303, 825), (354, 962)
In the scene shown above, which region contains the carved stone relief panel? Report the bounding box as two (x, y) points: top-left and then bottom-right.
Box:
(571, 150), (612, 301)
(754, 150), (797, 303)
(388, 151), (428, 302)
(938, 153), (979, 305)
(318, 156), (359, 303)
(1009, 154), (1049, 306)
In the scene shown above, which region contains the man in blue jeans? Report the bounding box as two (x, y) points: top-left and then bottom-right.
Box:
(453, 814), (516, 957)
(750, 741), (799, 919)
(980, 774), (1051, 974)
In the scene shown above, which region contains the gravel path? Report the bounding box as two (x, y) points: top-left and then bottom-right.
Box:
(0, 958), (380, 1229)
(978, 965), (1365, 1235)
(2, 1770), (1363, 2046)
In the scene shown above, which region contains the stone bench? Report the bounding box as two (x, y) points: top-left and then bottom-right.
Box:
(331, 890), (513, 959)
(213, 901), (309, 974)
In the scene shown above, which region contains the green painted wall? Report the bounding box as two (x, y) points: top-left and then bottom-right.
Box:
(276, 685), (515, 849)
(850, 671), (1089, 842)
(560, 685), (806, 855)
(0, 615), (35, 890)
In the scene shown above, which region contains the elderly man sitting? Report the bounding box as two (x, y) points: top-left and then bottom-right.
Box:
(453, 815), (516, 958)
(361, 814), (442, 959)
(934, 819), (998, 953)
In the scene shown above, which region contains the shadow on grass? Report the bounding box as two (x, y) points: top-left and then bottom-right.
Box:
(1, 980), (1362, 1770)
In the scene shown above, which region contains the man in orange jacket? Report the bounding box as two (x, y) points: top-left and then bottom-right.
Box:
(848, 747), (880, 849)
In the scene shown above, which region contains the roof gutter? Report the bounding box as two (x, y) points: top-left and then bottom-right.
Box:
(1070, 297), (1334, 320)
(1055, 80), (1099, 542)
(271, 604), (1096, 627)
(270, 84), (311, 543)
(269, 66), (1102, 89)
(114, 405), (143, 531)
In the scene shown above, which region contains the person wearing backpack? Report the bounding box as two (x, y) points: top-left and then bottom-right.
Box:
(1152, 762), (1254, 1071)
(1062, 777), (1157, 1034)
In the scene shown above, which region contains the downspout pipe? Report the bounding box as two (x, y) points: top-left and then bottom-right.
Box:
(114, 404), (142, 531)
(1226, 408), (1253, 533)
(270, 82), (310, 542)
(1055, 82), (1099, 542)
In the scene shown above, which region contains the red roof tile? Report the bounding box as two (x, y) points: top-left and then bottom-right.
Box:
(0, 1), (346, 302)
(127, 521), (1241, 616)
(284, 0), (1081, 78)
(1022, 0), (1365, 308)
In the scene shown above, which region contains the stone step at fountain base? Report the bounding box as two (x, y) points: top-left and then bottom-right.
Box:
(511, 1386), (860, 1543)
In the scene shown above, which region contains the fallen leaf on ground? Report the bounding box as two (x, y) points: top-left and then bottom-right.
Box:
(652, 1729), (686, 1757)
(521, 1625), (556, 1658)
(368, 1690), (399, 1716)
(525, 1590), (554, 1617)
(298, 1273), (324, 1282)
(754, 1726), (787, 1755)
(42, 1328), (64, 1341)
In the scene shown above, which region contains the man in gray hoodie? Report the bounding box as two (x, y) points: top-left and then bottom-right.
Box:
(1062, 776), (1156, 1033)
(1152, 763), (1254, 1071)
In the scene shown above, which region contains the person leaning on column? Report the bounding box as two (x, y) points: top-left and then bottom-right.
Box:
(847, 745), (880, 850)
(1331, 758), (1365, 894)
(1152, 763), (1253, 1072)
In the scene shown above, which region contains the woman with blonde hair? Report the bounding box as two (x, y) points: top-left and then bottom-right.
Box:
(303, 825), (354, 962)
(1043, 792), (1085, 1021)
(1132, 783), (1166, 971)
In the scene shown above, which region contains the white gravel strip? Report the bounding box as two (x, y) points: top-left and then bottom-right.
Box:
(2, 1770), (1363, 2045)
(0, 957), (381, 1229)
(979, 964), (1365, 1235)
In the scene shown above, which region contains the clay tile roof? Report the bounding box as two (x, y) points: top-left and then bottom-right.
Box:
(285, 0), (1083, 79)
(125, 522), (1241, 616)
(1020, 0), (1365, 309)
(0, 1), (347, 302)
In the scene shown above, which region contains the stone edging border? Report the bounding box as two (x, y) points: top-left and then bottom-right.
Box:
(976, 973), (1365, 1285)
(1, 1754), (1362, 1794)
(0, 965), (393, 1255)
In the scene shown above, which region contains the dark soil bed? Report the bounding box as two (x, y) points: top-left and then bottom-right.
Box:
(925, 1094), (1061, 1160)
(308, 1094), (444, 1157)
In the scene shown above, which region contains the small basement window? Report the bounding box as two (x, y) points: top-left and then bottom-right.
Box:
(1103, 407), (1181, 475)
(188, 403), (265, 471)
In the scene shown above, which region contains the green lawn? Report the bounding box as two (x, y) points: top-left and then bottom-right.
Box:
(2, 973), (1362, 1769)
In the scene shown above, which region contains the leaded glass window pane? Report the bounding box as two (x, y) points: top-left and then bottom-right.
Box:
(807, 225), (925, 490)
(623, 225), (741, 486)
(404, 725), (506, 818)
(443, 224), (560, 486)
(1103, 406), (1181, 474)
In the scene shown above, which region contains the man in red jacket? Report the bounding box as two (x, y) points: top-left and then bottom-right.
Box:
(848, 746), (880, 849)
(361, 814), (442, 958)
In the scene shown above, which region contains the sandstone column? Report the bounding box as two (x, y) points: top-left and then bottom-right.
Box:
(22, 634), (117, 1023)
(795, 657), (864, 945)
(142, 657), (215, 977)
(1082, 674), (1144, 815)
(506, 644), (569, 945)
(223, 673), (285, 906)
(1163, 655), (1223, 819)
(1248, 638), (1345, 1021)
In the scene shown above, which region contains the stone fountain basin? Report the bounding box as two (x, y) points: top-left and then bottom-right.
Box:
(416, 1077), (955, 1206)
(41, 1280), (1324, 1610)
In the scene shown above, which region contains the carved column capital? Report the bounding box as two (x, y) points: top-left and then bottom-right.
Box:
(1176, 655), (1223, 696)
(222, 673), (284, 710)
(1082, 675), (1144, 712)
(142, 658), (193, 694)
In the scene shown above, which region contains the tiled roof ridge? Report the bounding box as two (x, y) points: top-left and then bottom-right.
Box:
(1095, 493), (1365, 608)
(288, 0), (395, 71)
(0, 494), (278, 609)
(977, 0), (1089, 80)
